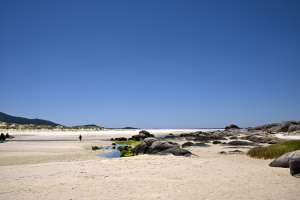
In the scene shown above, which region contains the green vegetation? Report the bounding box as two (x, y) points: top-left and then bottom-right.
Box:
(118, 146), (134, 157)
(114, 140), (141, 157)
(247, 140), (300, 159)
(114, 140), (141, 147)
(92, 140), (141, 157)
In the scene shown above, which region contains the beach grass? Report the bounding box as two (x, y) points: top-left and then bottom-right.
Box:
(247, 140), (300, 159)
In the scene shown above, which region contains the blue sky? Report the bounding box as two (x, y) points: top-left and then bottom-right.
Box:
(1, 0), (299, 128)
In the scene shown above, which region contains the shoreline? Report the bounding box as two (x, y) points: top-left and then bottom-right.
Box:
(0, 129), (299, 200)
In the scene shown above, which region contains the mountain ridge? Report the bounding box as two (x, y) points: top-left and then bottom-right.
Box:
(0, 112), (59, 126)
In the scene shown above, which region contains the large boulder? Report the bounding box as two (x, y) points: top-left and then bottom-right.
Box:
(289, 158), (300, 177)
(148, 141), (180, 154)
(269, 150), (300, 168)
(130, 130), (155, 141)
(111, 137), (127, 141)
(133, 137), (159, 154)
(133, 140), (191, 156)
(143, 137), (158, 145)
(139, 130), (153, 137)
(133, 142), (148, 155)
(182, 142), (194, 148)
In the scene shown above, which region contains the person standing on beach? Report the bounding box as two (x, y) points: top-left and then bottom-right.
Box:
(79, 135), (82, 141)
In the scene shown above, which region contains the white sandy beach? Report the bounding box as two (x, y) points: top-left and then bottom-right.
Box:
(0, 129), (299, 200)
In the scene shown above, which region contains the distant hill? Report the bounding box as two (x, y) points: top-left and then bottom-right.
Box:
(71, 124), (104, 130)
(121, 127), (138, 129)
(0, 112), (59, 126)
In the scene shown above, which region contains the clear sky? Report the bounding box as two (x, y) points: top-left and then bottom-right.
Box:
(1, 0), (299, 128)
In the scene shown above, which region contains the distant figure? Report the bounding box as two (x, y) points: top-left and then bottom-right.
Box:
(79, 135), (82, 141)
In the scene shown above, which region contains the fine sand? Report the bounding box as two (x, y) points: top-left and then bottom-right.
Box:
(0, 130), (299, 200)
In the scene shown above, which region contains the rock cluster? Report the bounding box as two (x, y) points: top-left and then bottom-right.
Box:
(130, 130), (154, 141)
(269, 150), (300, 177)
(177, 131), (230, 142)
(241, 134), (279, 144)
(0, 133), (13, 142)
(249, 121), (300, 133)
(111, 130), (154, 141)
(133, 137), (192, 156)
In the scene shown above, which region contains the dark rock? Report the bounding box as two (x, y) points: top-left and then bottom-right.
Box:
(111, 137), (127, 141)
(213, 141), (222, 144)
(133, 142), (148, 155)
(91, 146), (102, 150)
(194, 142), (210, 147)
(267, 140), (279, 144)
(227, 140), (254, 146)
(219, 151), (227, 154)
(182, 142), (209, 148)
(130, 130), (155, 141)
(225, 124), (240, 130)
(130, 135), (144, 141)
(180, 131), (229, 142)
(179, 131), (204, 137)
(133, 139), (190, 156)
(164, 134), (177, 139)
(143, 137), (158, 146)
(5, 133), (13, 139)
(148, 141), (180, 154)
(289, 158), (300, 177)
(182, 142), (194, 148)
(229, 150), (243, 154)
(229, 136), (238, 140)
(139, 130), (153, 137)
(269, 150), (300, 168)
